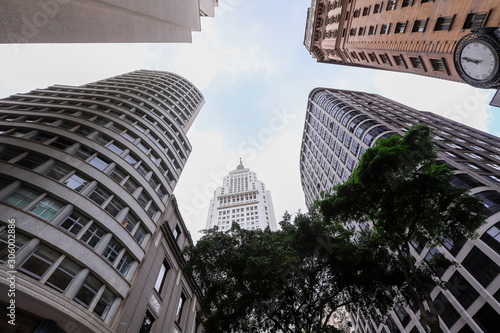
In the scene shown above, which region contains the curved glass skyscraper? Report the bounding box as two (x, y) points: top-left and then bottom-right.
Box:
(0, 70), (204, 332)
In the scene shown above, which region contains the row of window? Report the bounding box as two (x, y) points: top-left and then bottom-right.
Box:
(0, 229), (118, 321)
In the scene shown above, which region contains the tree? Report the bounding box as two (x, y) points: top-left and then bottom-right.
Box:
(183, 211), (397, 333)
(319, 125), (486, 332)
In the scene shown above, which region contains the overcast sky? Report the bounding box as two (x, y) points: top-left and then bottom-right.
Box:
(1, 0), (499, 242)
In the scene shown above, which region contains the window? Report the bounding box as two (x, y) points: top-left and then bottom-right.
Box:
(59, 211), (89, 236)
(473, 302), (500, 333)
(147, 204), (158, 219)
(386, 0), (397, 11)
(374, 3), (383, 13)
(434, 16), (454, 31)
(395, 22), (407, 33)
(107, 142), (124, 155)
(80, 224), (105, 248)
(29, 196), (64, 220)
(461, 246), (500, 287)
(14, 153), (46, 169)
(46, 258), (81, 293)
(433, 292), (460, 328)
(117, 252), (133, 276)
(393, 55), (405, 66)
(122, 213), (138, 233)
(409, 56), (424, 69)
(463, 12), (488, 30)
(104, 197), (124, 217)
(173, 225), (182, 240)
(401, 0), (414, 7)
(362, 6), (370, 16)
(102, 239), (122, 264)
(446, 271), (479, 309)
(49, 137), (74, 151)
(450, 173), (484, 189)
(137, 192), (150, 208)
(358, 27), (366, 36)
(88, 186), (110, 206)
(139, 311), (155, 333)
(125, 153), (138, 166)
(0, 230), (29, 264)
(43, 163), (72, 181)
(349, 28), (357, 36)
(0, 146), (22, 161)
(368, 53), (377, 62)
(109, 166), (126, 183)
(63, 173), (89, 192)
(74, 274), (102, 309)
(73, 147), (93, 161)
(134, 225), (147, 244)
(368, 26), (377, 35)
(412, 19), (427, 32)
(476, 191), (500, 216)
(88, 155), (109, 171)
(430, 58), (447, 72)
(19, 245), (59, 279)
(154, 261), (170, 293)
(4, 187), (41, 209)
(481, 222), (500, 255)
(176, 293), (187, 323)
(380, 54), (391, 64)
(381, 24), (391, 34)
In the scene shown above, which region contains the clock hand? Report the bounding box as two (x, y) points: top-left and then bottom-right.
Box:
(462, 57), (481, 64)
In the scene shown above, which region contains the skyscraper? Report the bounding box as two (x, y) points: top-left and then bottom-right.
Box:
(304, 0), (500, 88)
(0, 0), (218, 43)
(206, 159), (278, 232)
(0, 70), (204, 332)
(300, 88), (500, 332)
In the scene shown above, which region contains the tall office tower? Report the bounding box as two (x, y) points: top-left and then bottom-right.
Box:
(304, 1), (500, 88)
(206, 160), (278, 232)
(0, 70), (204, 333)
(300, 88), (500, 333)
(0, 0), (218, 43)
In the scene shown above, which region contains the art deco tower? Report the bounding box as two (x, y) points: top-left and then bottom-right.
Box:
(0, 70), (204, 332)
(206, 160), (278, 232)
(300, 88), (500, 333)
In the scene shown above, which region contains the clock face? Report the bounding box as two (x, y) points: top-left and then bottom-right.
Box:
(460, 40), (499, 81)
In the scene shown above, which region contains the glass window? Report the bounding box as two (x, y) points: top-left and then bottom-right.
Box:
(0, 230), (29, 264)
(137, 164), (149, 177)
(80, 224), (105, 249)
(433, 292), (460, 328)
(134, 225), (147, 244)
(29, 196), (64, 220)
(46, 258), (81, 293)
(14, 153), (46, 169)
(173, 225), (181, 240)
(139, 311), (155, 333)
(43, 163), (72, 181)
(122, 213), (138, 233)
(154, 261), (170, 293)
(63, 173), (89, 192)
(88, 186), (110, 206)
(104, 198), (124, 217)
(74, 274), (102, 309)
(147, 204), (158, 219)
(176, 294), (186, 322)
(59, 211), (89, 236)
(446, 271), (479, 309)
(19, 245), (60, 280)
(481, 222), (500, 255)
(107, 142), (125, 155)
(93, 288), (115, 319)
(0, 145), (22, 161)
(137, 192), (150, 208)
(434, 16), (454, 31)
(49, 136), (74, 151)
(125, 154), (138, 166)
(88, 155), (109, 171)
(473, 302), (500, 333)
(117, 252), (133, 276)
(462, 246), (500, 287)
(102, 239), (122, 264)
(157, 186), (167, 200)
(4, 187), (41, 209)
(109, 166), (126, 183)
(123, 178), (138, 194)
(73, 147), (93, 161)
(476, 191), (500, 216)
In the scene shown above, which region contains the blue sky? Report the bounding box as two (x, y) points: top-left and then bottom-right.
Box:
(1, 0), (499, 241)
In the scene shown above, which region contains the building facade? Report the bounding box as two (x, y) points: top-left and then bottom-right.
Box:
(304, 0), (500, 86)
(206, 160), (278, 232)
(0, 70), (204, 332)
(300, 88), (500, 332)
(0, 0), (218, 43)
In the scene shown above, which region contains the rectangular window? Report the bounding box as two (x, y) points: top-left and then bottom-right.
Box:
(88, 186), (110, 206)
(139, 311), (155, 333)
(430, 58), (447, 72)
(462, 247), (500, 287)
(434, 16), (454, 31)
(63, 173), (89, 192)
(117, 252), (133, 276)
(46, 258), (81, 293)
(59, 211), (89, 236)
(358, 27), (366, 36)
(74, 274), (102, 309)
(4, 187), (41, 209)
(433, 292), (460, 328)
(368, 26), (377, 35)
(410, 56), (424, 68)
(125, 154), (138, 166)
(93, 288), (115, 320)
(412, 19), (427, 32)
(107, 142), (124, 155)
(386, 0), (397, 11)
(109, 167), (126, 184)
(49, 137), (74, 151)
(147, 204), (158, 219)
(0, 231), (29, 264)
(373, 3), (382, 13)
(380, 54), (391, 64)
(73, 147), (93, 161)
(176, 293), (187, 323)
(401, 0), (413, 7)
(463, 12), (488, 30)
(88, 155), (109, 171)
(154, 261), (170, 293)
(43, 163), (72, 181)
(381, 24), (391, 34)
(134, 225), (147, 244)
(173, 225), (182, 240)
(362, 6), (371, 16)
(137, 192), (150, 208)
(395, 22), (407, 33)
(102, 239), (123, 264)
(19, 245), (59, 280)
(393, 55), (406, 67)
(446, 271), (479, 309)
(104, 197), (124, 217)
(0, 146), (22, 161)
(473, 302), (500, 333)
(122, 213), (138, 233)
(80, 224), (105, 249)
(29, 196), (64, 220)
(14, 153), (46, 169)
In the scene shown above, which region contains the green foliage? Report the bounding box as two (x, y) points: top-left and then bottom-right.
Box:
(319, 125), (486, 332)
(184, 211), (396, 333)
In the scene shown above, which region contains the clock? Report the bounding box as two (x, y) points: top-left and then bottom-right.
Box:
(454, 32), (500, 88)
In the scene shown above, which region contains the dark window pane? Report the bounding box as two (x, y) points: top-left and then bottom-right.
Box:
(19, 245), (59, 280)
(88, 155), (109, 171)
(59, 211), (89, 236)
(434, 292), (460, 328)
(63, 173), (89, 192)
(473, 302), (500, 333)
(481, 222), (500, 255)
(446, 271), (479, 309)
(0, 230), (29, 264)
(80, 224), (105, 248)
(46, 258), (81, 293)
(43, 163), (72, 181)
(74, 274), (101, 308)
(462, 247), (500, 287)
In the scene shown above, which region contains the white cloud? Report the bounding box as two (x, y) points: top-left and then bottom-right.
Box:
(0, 43), (152, 96)
(372, 70), (494, 132)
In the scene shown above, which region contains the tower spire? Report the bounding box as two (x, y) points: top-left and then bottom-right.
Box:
(237, 158), (244, 170)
